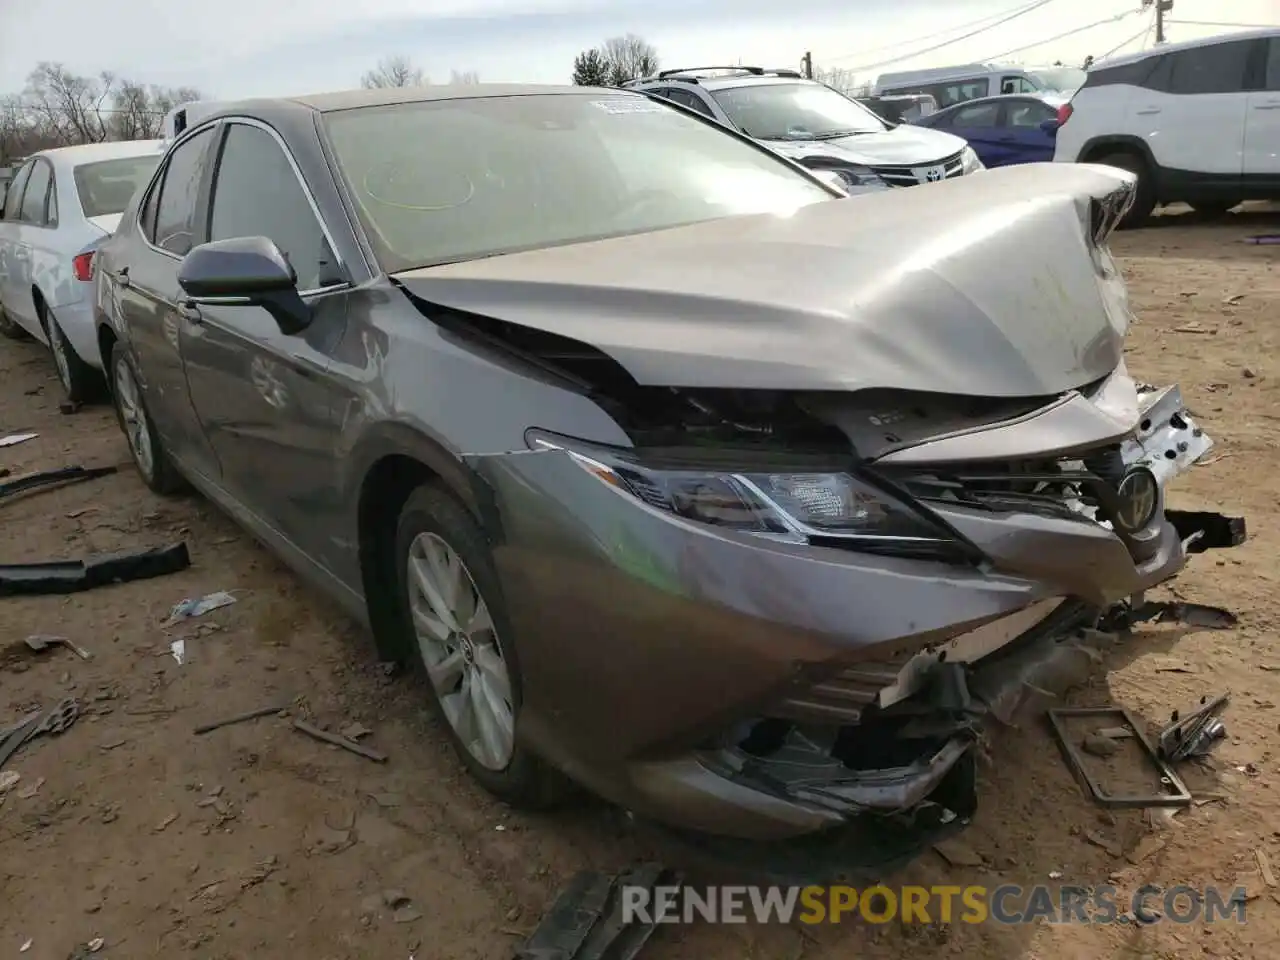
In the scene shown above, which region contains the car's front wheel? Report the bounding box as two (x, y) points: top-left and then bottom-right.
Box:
(47, 310), (102, 404)
(393, 483), (568, 808)
(109, 341), (185, 495)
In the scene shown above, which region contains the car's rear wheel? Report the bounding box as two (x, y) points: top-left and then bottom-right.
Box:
(0, 302), (29, 340)
(47, 310), (102, 404)
(109, 341), (185, 495)
(1094, 150), (1156, 229)
(393, 483), (568, 808)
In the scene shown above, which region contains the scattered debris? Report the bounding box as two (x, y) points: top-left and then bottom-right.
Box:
(0, 698), (80, 771)
(339, 722), (372, 741)
(1223, 294), (1245, 305)
(0, 770), (20, 794)
(0, 465), (116, 504)
(194, 702), (290, 735)
(19, 939), (31, 953)
(1047, 707), (1192, 808)
(164, 590), (238, 626)
(170, 639), (186, 665)
(0, 541), (191, 597)
(1173, 322), (1213, 334)
(0, 432), (37, 448)
(24, 634), (92, 660)
(17, 777), (44, 799)
(1095, 726), (1134, 740)
(1243, 234), (1280, 245)
(1102, 598), (1239, 631)
(516, 864), (679, 960)
(1085, 830), (1122, 857)
(1258, 849), (1277, 888)
(932, 838), (985, 867)
(1127, 836), (1166, 865)
(1158, 693), (1229, 762)
(292, 719), (388, 763)
(156, 812), (179, 832)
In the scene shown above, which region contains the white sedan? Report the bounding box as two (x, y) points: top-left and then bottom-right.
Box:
(0, 139), (164, 402)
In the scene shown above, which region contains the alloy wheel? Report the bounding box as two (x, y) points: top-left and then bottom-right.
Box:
(114, 358), (154, 480)
(407, 531), (515, 771)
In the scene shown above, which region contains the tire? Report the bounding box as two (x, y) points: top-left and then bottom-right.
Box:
(108, 340), (186, 495)
(0, 302), (29, 340)
(1094, 150), (1156, 229)
(46, 309), (103, 404)
(393, 483), (569, 808)
(1189, 200), (1241, 218)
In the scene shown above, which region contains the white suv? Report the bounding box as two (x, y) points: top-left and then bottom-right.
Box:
(627, 67), (982, 194)
(1055, 28), (1280, 227)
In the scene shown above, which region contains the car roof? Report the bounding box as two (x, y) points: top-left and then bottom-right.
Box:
(203, 83), (616, 117)
(939, 92), (1067, 111)
(644, 75), (811, 92)
(1092, 27), (1279, 71)
(32, 139), (166, 166)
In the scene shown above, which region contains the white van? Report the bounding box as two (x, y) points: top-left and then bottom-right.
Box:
(874, 63), (1086, 108)
(160, 100), (227, 141)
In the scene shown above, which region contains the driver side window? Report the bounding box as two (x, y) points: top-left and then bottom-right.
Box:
(208, 122), (341, 291)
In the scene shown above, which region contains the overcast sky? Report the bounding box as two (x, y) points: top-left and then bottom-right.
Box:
(0, 0), (1274, 99)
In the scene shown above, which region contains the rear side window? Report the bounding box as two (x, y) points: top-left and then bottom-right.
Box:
(20, 160), (51, 225)
(153, 126), (216, 256)
(1266, 38), (1280, 91)
(1082, 58), (1158, 89)
(951, 102), (1000, 127)
(3, 162), (31, 220)
(666, 88), (714, 117)
(1008, 100), (1057, 126)
(74, 155), (162, 218)
(1165, 41), (1250, 95)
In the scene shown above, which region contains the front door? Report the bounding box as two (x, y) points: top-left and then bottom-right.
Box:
(178, 119), (351, 566)
(114, 124), (223, 479)
(1244, 37), (1280, 177)
(0, 161), (32, 321)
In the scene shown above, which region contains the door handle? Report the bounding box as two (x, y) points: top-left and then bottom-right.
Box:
(1135, 107), (1161, 115)
(178, 301), (203, 324)
(1254, 103), (1280, 110)
(113, 267), (130, 288)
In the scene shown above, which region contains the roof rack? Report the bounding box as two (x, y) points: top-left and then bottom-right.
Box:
(655, 66), (805, 81)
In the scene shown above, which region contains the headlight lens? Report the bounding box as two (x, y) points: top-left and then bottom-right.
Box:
(960, 145), (984, 174)
(528, 432), (957, 548)
(803, 161), (888, 194)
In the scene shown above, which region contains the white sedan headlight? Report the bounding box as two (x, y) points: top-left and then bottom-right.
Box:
(960, 145), (985, 174)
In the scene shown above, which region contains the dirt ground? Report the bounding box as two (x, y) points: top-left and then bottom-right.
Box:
(1, 204), (1278, 960)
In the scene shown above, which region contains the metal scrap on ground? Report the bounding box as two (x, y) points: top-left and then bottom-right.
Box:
(292, 719), (388, 763)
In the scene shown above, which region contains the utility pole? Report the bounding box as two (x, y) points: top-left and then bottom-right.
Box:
(1143, 0), (1173, 44)
(801, 51), (813, 79)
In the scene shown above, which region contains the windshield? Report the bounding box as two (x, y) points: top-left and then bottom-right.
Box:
(323, 93), (833, 272)
(1029, 67), (1087, 94)
(709, 82), (886, 140)
(73, 155), (161, 218)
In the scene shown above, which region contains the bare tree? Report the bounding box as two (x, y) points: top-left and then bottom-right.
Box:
(813, 65), (864, 97)
(449, 69), (480, 85)
(361, 56), (426, 89)
(108, 81), (201, 140)
(571, 48), (610, 86)
(600, 34), (660, 85)
(21, 62), (116, 145)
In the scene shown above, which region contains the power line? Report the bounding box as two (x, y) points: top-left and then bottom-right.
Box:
(978, 7), (1146, 62)
(823, 0), (1061, 64)
(1096, 17), (1156, 61)
(838, 0), (1063, 72)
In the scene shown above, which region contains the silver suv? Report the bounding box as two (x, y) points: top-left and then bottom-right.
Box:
(626, 66), (982, 193)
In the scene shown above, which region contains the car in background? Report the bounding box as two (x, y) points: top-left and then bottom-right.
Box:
(1055, 28), (1280, 227)
(0, 139), (164, 401)
(874, 63), (1085, 107)
(857, 93), (938, 125)
(92, 83), (1240, 863)
(627, 66), (982, 192)
(911, 94), (1066, 168)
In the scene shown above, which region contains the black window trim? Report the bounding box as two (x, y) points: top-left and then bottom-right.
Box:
(1160, 38), (1257, 96)
(3, 160), (34, 222)
(206, 117), (351, 295)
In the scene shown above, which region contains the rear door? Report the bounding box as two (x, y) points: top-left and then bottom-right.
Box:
(113, 124), (222, 480)
(1003, 97), (1061, 164)
(1137, 39), (1251, 180)
(0, 161), (32, 321)
(938, 100), (1009, 166)
(10, 157), (55, 333)
(1244, 37), (1280, 176)
(179, 118), (351, 563)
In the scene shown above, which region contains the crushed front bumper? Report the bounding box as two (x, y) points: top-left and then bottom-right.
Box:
(468, 381), (1244, 847)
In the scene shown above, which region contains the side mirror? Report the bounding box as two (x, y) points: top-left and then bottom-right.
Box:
(1039, 118), (1060, 135)
(177, 236), (312, 335)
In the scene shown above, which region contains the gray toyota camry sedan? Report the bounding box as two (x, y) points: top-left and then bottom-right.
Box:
(92, 83), (1243, 870)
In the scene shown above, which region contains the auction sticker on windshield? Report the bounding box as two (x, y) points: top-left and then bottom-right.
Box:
(591, 99), (665, 114)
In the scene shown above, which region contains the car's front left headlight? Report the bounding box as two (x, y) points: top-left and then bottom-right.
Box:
(528, 431), (964, 557)
(801, 160), (889, 195)
(960, 145), (984, 174)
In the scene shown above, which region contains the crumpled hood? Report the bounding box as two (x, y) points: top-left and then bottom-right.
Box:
(764, 124), (967, 167)
(394, 162), (1136, 398)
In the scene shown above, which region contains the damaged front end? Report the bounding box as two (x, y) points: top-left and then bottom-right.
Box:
(395, 162), (1246, 871)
